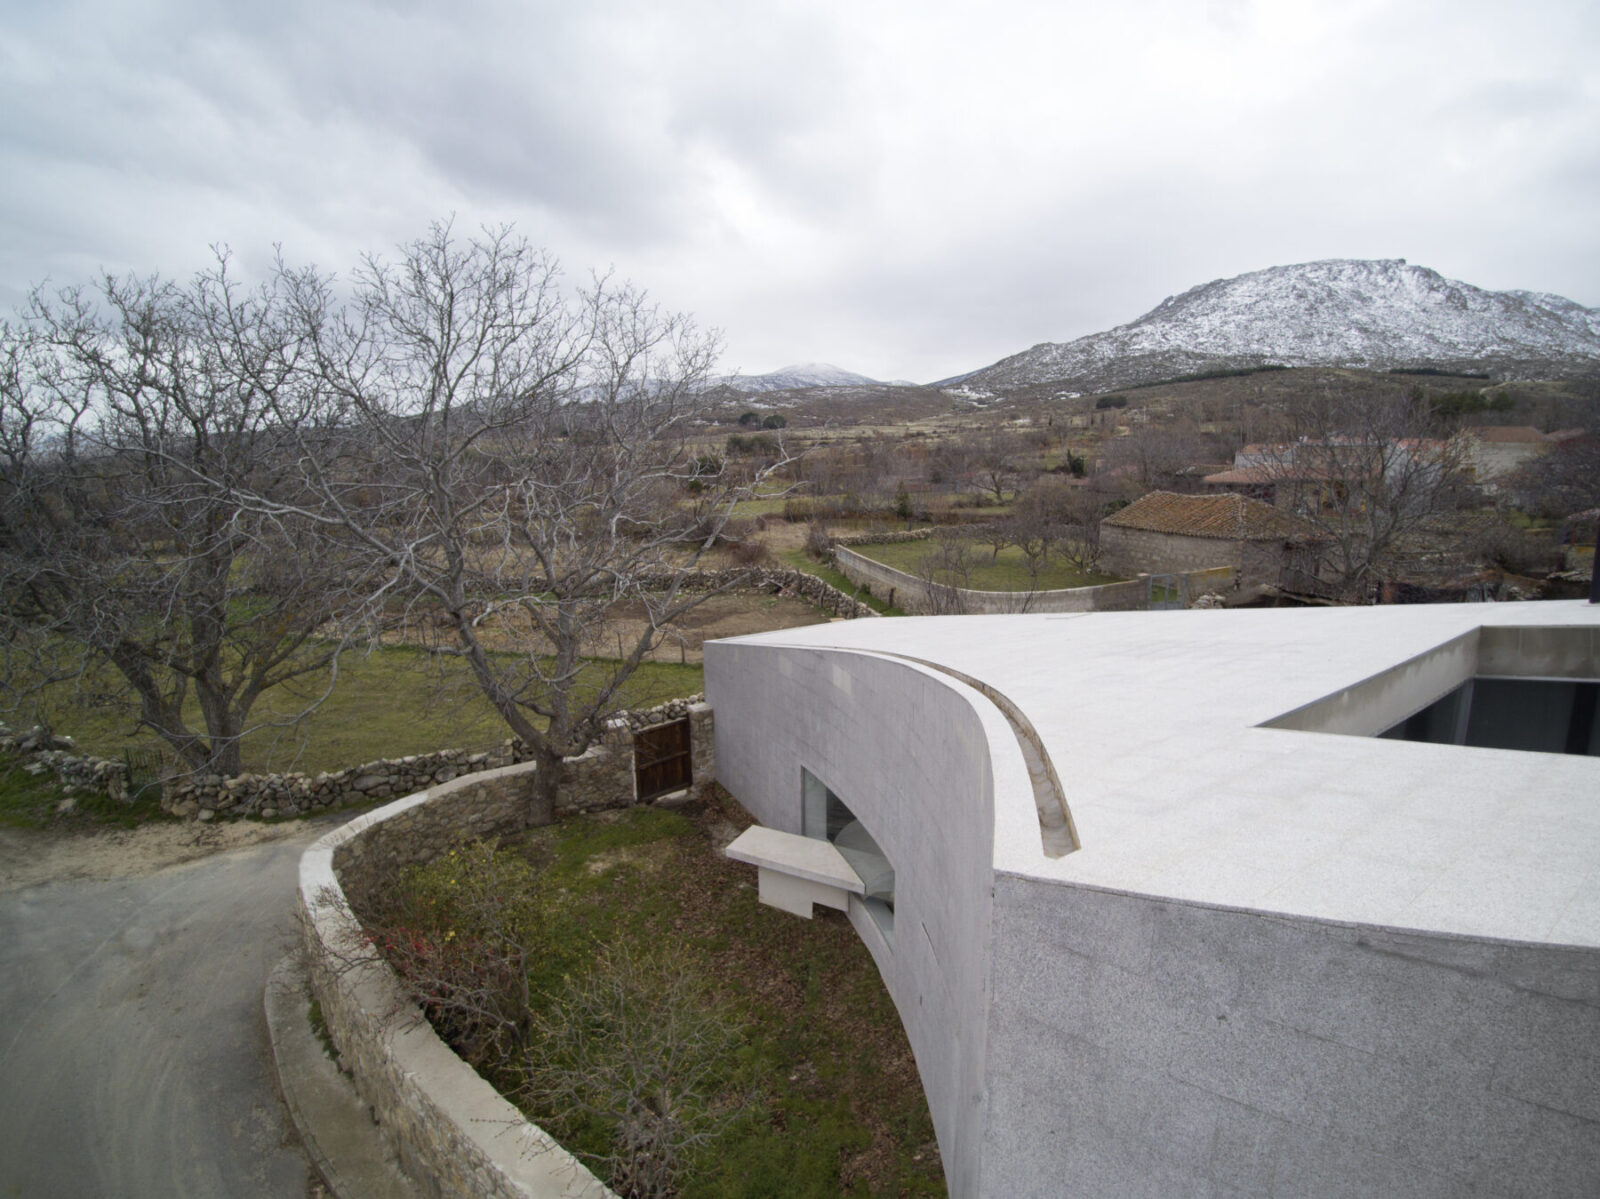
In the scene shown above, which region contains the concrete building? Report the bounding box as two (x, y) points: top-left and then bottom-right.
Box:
(1099, 490), (1321, 589)
(706, 602), (1600, 1196)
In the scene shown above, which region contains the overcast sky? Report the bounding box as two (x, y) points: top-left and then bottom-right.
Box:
(2, 0), (1597, 383)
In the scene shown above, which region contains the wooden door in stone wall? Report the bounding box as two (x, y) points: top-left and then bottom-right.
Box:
(634, 718), (692, 801)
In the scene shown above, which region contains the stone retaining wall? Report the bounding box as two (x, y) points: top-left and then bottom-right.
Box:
(300, 763), (616, 1199)
(833, 528), (942, 547)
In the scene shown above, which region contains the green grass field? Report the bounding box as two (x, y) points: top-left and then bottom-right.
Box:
(851, 539), (1120, 592)
(20, 647), (704, 777)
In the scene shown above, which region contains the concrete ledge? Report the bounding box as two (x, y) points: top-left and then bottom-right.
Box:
(726, 825), (863, 918)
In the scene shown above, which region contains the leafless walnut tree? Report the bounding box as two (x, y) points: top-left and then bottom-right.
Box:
(269, 222), (788, 822)
(0, 263), (358, 777)
(916, 529), (972, 614)
(1252, 388), (1470, 597)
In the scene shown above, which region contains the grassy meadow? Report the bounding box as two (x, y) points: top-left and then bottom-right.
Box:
(16, 646), (704, 777)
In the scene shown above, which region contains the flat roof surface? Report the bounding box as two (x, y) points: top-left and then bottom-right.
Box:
(715, 601), (1600, 948)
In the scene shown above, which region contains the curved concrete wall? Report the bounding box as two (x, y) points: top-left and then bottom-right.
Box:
(707, 624), (1600, 1197)
(705, 642), (1036, 1195)
(833, 546), (1233, 614)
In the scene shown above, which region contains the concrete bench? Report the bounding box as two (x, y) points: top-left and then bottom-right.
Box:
(725, 825), (864, 918)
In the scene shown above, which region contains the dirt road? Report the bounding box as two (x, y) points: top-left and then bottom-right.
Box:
(0, 818), (333, 1198)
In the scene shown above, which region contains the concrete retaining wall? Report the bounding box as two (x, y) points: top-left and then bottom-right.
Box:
(832, 546), (1234, 614)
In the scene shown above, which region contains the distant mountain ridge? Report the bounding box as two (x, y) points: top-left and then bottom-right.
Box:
(711, 362), (880, 393)
(956, 259), (1600, 393)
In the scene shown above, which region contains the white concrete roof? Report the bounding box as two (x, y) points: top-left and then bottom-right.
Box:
(715, 601), (1600, 948)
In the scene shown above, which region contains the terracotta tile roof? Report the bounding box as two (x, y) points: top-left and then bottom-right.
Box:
(1466, 426), (1549, 444)
(1103, 491), (1320, 541)
(1203, 466), (1276, 485)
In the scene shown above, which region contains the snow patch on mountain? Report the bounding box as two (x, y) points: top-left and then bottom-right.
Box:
(712, 363), (880, 393)
(960, 259), (1600, 392)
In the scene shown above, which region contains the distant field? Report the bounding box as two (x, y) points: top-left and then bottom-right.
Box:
(852, 539), (1120, 592)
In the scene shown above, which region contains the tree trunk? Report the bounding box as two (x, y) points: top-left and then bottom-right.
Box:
(528, 743), (561, 827)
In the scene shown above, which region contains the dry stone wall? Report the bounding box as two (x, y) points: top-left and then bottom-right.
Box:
(299, 700), (716, 1197)
(0, 724), (127, 802)
(633, 567), (879, 618)
(150, 696), (714, 821)
(833, 528), (941, 547)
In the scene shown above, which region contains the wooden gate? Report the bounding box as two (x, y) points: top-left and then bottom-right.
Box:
(633, 718), (693, 801)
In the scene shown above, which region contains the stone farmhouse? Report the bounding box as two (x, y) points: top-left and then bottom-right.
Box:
(707, 601), (1600, 1196)
(1098, 490), (1321, 590)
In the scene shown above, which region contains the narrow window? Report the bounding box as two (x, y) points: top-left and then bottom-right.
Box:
(802, 768), (895, 944)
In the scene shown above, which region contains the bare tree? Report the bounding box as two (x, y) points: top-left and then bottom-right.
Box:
(1098, 421), (1205, 492)
(1505, 434), (1600, 519)
(269, 223), (785, 822)
(0, 262), (357, 776)
(1253, 388), (1469, 597)
(917, 529), (972, 614)
(965, 428), (1023, 505)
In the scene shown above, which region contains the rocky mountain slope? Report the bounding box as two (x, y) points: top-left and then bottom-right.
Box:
(955, 259), (1600, 393)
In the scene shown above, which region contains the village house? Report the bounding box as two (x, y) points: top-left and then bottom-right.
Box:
(1097, 490), (1321, 589)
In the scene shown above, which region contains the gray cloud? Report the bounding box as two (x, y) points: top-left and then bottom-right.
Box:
(2, 0), (1597, 383)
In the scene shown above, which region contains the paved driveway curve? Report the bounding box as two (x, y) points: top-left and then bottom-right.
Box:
(0, 822), (330, 1198)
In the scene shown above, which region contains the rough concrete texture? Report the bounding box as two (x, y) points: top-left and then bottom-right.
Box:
(707, 641), (1030, 1195)
(983, 875), (1600, 1198)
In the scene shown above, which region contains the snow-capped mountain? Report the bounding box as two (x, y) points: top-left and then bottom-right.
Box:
(711, 363), (880, 393)
(957, 260), (1600, 393)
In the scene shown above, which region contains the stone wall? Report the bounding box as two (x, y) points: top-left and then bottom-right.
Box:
(300, 764), (616, 1199)
(833, 528), (941, 547)
(1098, 525), (1240, 579)
(633, 567), (879, 619)
(0, 724), (126, 802)
(301, 696), (715, 1197)
(162, 696), (714, 822)
(1099, 526), (1297, 590)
